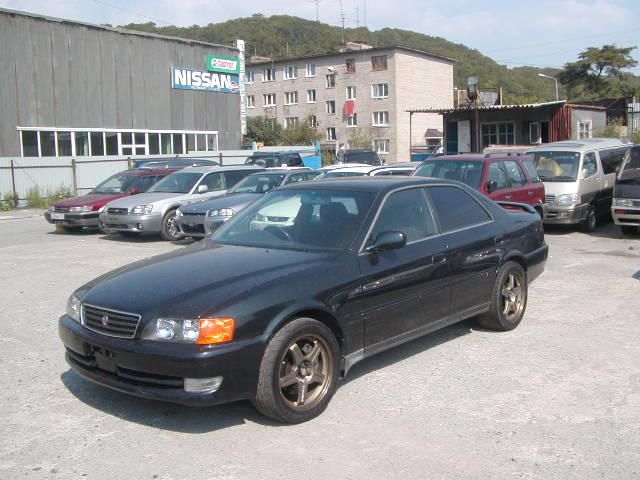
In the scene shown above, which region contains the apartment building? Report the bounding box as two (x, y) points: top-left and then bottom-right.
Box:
(244, 46), (454, 162)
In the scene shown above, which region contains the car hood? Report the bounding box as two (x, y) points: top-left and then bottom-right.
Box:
(78, 242), (336, 318)
(52, 193), (127, 208)
(180, 193), (261, 214)
(104, 192), (187, 208)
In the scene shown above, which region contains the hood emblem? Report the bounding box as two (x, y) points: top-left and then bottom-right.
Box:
(101, 314), (109, 327)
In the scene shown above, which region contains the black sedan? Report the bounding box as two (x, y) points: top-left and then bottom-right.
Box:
(175, 168), (318, 238)
(59, 177), (548, 423)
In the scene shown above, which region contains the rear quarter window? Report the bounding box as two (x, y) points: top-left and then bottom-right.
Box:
(428, 186), (492, 232)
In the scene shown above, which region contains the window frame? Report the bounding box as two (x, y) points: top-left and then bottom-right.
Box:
(345, 58), (356, 73)
(373, 138), (390, 154)
(347, 113), (358, 128)
(263, 93), (277, 107)
(326, 100), (336, 114)
(284, 117), (299, 129)
(480, 121), (516, 148)
(372, 111), (390, 127)
(263, 68), (275, 82)
(371, 83), (389, 99)
(245, 71), (255, 83)
(326, 127), (337, 141)
(578, 120), (593, 139)
(371, 55), (388, 71)
(284, 91), (298, 105)
(307, 89), (317, 103)
(283, 65), (297, 80)
(346, 86), (357, 100)
(326, 73), (336, 88)
(305, 63), (316, 77)
(247, 95), (255, 109)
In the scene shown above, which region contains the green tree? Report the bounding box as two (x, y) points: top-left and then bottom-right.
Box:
(557, 45), (638, 98)
(281, 116), (321, 145)
(244, 116), (283, 145)
(347, 127), (373, 149)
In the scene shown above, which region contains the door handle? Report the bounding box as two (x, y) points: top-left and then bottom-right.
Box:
(528, 191), (534, 196)
(505, 195), (512, 199)
(432, 253), (447, 265)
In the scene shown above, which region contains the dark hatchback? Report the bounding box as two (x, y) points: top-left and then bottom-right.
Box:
(244, 151), (304, 168)
(612, 145), (640, 235)
(175, 169), (318, 238)
(59, 177), (548, 423)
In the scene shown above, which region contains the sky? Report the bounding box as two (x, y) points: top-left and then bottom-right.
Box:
(2, 0), (638, 73)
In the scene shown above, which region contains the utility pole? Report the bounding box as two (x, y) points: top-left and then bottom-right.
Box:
(310, 0), (322, 22)
(339, 0), (346, 46)
(355, 6), (359, 28)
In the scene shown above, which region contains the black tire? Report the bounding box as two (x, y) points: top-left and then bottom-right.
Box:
(118, 231), (140, 238)
(97, 220), (106, 234)
(477, 261), (528, 331)
(580, 206), (597, 233)
(252, 318), (340, 424)
(621, 225), (637, 235)
(160, 209), (182, 241)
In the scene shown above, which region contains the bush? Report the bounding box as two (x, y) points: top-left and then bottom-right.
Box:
(26, 186), (47, 208)
(0, 192), (18, 211)
(597, 119), (623, 138)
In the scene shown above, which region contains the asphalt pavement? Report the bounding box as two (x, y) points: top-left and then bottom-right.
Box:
(0, 215), (639, 480)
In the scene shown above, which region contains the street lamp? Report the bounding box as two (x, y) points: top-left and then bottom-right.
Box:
(538, 73), (559, 101)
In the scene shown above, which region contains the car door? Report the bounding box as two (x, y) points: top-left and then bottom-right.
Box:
(486, 161), (511, 201)
(357, 187), (450, 350)
(427, 185), (501, 318)
(580, 151), (601, 208)
(502, 160), (531, 204)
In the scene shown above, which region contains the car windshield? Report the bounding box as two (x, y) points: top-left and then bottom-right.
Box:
(230, 174), (286, 193)
(148, 172), (202, 193)
(213, 189), (375, 252)
(344, 152), (379, 164)
(532, 151), (580, 182)
(319, 171), (368, 179)
(91, 173), (141, 194)
(413, 160), (484, 189)
(617, 147), (640, 184)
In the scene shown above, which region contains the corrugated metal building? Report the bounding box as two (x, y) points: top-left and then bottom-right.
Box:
(0, 8), (243, 158)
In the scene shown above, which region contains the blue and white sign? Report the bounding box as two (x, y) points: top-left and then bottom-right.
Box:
(172, 67), (240, 94)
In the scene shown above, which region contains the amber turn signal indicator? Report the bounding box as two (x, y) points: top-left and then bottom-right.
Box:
(197, 318), (235, 344)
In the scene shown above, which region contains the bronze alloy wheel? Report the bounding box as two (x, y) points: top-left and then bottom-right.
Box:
(278, 334), (334, 412)
(501, 271), (525, 322)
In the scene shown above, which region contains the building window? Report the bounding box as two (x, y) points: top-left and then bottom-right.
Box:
(284, 65), (297, 80)
(373, 139), (390, 154)
(284, 117), (299, 129)
(372, 111), (390, 126)
(326, 73), (336, 88)
(327, 127), (337, 141)
(284, 91), (298, 105)
(306, 63), (316, 77)
(347, 114), (358, 127)
(18, 128), (218, 157)
(371, 55), (388, 71)
(346, 58), (356, 73)
(263, 68), (275, 81)
(371, 83), (389, 98)
(247, 95), (255, 108)
(481, 122), (515, 147)
(578, 120), (592, 139)
(245, 71), (255, 83)
(309, 115), (318, 128)
(346, 86), (356, 100)
(263, 93), (276, 107)
(326, 100), (336, 114)
(307, 89), (316, 103)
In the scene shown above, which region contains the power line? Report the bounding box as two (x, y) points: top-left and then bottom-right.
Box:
(86, 0), (174, 26)
(310, 0), (322, 22)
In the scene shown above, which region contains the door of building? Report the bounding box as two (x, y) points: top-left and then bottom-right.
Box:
(458, 120), (471, 153)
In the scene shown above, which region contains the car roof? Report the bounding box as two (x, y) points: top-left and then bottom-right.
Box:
(278, 176), (455, 193)
(181, 165), (265, 174)
(527, 138), (630, 153)
(120, 168), (179, 176)
(246, 168), (311, 175)
(327, 166), (377, 173)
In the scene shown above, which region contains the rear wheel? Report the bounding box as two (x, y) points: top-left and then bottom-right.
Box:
(477, 261), (527, 331)
(621, 225), (637, 235)
(580, 206), (597, 232)
(253, 318), (340, 424)
(160, 209), (182, 241)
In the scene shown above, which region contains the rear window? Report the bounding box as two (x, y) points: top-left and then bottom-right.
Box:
(618, 147), (640, 183)
(344, 151), (381, 164)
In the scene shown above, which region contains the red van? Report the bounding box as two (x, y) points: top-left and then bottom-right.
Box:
(412, 154), (546, 217)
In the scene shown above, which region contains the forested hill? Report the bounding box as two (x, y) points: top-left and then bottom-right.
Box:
(122, 14), (563, 104)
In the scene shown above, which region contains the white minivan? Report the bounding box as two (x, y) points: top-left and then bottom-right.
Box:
(527, 139), (630, 231)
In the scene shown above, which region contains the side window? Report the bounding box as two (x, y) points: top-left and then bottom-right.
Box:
(224, 170), (251, 188)
(284, 173), (306, 184)
(522, 159), (541, 182)
(428, 186), (492, 232)
(583, 152), (598, 177)
(601, 148), (627, 175)
(370, 188), (437, 243)
(288, 154), (303, 166)
(134, 176), (154, 192)
(199, 173), (224, 191)
(503, 160), (527, 187)
(488, 162), (509, 190)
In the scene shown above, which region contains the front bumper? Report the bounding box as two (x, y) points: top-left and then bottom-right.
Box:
(59, 314), (264, 406)
(611, 206), (640, 227)
(45, 211), (99, 227)
(542, 204), (588, 225)
(99, 212), (163, 234)
(175, 214), (207, 238)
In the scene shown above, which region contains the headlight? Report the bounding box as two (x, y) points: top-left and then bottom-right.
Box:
(48, 205), (56, 212)
(98, 205), (105, 213)
(69, 205), (93, 213)
(208, 208), (234, 217)
(66, 294), (82, 323)
(613, 198), (633, 207)
(555, 193), (581, 207)
(176, 209), (183, 217)
(153, 317), (235, 344)
(131, 204), (153, 215)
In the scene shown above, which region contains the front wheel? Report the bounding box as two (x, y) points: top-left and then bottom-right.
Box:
(160, 209), (182, 241)
(580, 207), (597, 232)
(477, 261), (528, 331)
(253, 318), (340, 424)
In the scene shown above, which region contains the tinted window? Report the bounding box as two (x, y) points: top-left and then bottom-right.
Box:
(344, 151), (381, 165)
(488, 162), (508, 190)
(428, 186), (492, 232)
(503, 160), (526, 187)
(371, 188), (437, 243)
(600, 147), (628, 175)
(224, 170), (255, 188)
(287, 154), (303, 166)
(414, 160), (484, 189)
(618, 147), (640, 183)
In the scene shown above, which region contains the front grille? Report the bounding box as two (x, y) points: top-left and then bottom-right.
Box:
(266, 216), (289, 222)
(183, 212), (206, 217)
(107, 207), (129, 215)
(181, 223), (205, 234)
(81, 304), (141, 338)
(54, 206), (70, 213)
(544, 194), (555, 205)
(104, 223), (129, 229)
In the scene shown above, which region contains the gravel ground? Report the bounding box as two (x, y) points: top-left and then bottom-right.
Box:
(1, 214), (639, 480)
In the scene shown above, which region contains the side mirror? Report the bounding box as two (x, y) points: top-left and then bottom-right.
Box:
(197, 185), (209, 194)
(580, 168), (589, 179)
(487, 180), (498, 193)
(366, 231), (406, 253)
